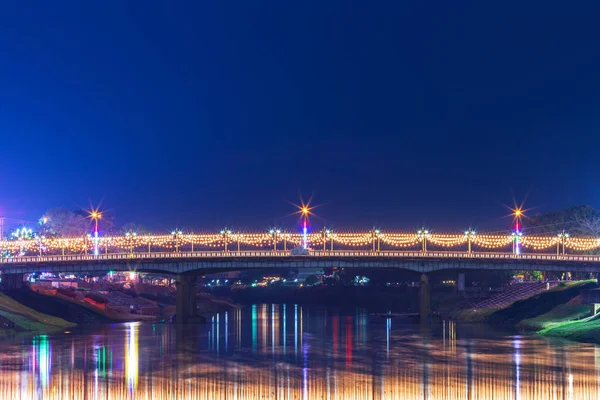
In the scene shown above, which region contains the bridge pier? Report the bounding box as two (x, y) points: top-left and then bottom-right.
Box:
(457, 272), (465, 292)
(175, 275), (200, 324)
(420, 273), (430, 324)
(1, 273), (23, 290)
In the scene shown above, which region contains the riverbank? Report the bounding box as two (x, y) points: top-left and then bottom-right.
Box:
(452, 280), (600, 344)
(7, 287), (158, 325)
(0, 292), (75, 334)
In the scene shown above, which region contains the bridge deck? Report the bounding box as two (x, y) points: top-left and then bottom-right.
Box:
(1, 250), (600, 275)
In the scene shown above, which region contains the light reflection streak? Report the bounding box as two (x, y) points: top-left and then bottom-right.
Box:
(125, 323), (139, 393)
(514, 338), (521, 400)
(0, 308), (599, 399)
(252, 304), (257, 353)
(294, 304), (298, 358)
(386, 318), (390, 357)
(283, 304), (286, 355)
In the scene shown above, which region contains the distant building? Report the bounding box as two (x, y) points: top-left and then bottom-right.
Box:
(294, 268), (324, 283)
(205, 271), (241, 280)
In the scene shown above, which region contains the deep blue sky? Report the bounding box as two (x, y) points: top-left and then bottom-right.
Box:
(2, 1), (600, 232)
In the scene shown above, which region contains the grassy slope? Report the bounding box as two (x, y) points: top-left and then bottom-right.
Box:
(452, 307), (497, 322)
(11, 288), (154, 323)
(518, 303), (591, 331)
(452, 280), (597, 323)
(487, 280), (597, 324)
(0, 293), (75, 331)
(539, 314), (600, 344)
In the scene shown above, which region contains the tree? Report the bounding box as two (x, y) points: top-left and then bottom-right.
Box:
(304, 275), (319, 286)
(39, 208), (89, 237)
(525, 205), (600, 236)
(39, 208), (117, 237)
(120, 223), (149, 235)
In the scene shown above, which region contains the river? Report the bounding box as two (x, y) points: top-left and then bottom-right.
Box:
(1, 304), (599, 399)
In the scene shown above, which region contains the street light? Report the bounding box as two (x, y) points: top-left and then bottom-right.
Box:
(86, 233), (92, 255)
(171, 230), (183, 252)
(322, 228), (334, 251)
(221, 229), (232, 252)
(464, 229), (476, 254)
(90, 211), (102, 256)
(270, 229), (281, 252)
(417, 228), (430, 252)
(235, 232), (242, 252)
(511, 230), (523, 255)
(326, 229), (334, 251)
(36, 235), (45, 256)
(188, 233), (195, 252)
(557, 230), (569, 256)
(372, 228), (381, 252)
(125, 230), (137, 254)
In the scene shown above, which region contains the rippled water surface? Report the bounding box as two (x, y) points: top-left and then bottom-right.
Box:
(1, 304), (599, 399)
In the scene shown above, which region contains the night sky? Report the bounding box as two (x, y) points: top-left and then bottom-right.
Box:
(2, 1), (600, 232)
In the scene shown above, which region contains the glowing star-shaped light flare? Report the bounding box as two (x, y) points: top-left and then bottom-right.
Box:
(88, 208), (103, 256)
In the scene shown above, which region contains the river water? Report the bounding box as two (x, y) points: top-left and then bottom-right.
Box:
(1, 304), (599, 399)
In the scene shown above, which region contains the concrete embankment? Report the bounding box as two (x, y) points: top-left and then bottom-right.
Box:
(7, 287), (115, 325)
(453, 280), (600, 344)
(0, 292), (75, 334)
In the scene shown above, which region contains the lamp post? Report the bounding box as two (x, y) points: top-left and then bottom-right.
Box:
(464, 229), (476, 254)
(418, 228), (430, 253)
(371, 229), (381, 252)
(512, 208), (524, 255)
(270, 229), (281, 252)
(511, 230), (523, 255)
(36, 235), (45, 256)
(301, 207), (309, 249)
(86, 233), (92, 255)
(323, 228), (334, 251)
(90, 211), (102, 256)
(171, 230), (183, 252)
(557, 231), (569, 256)
(220, 229), (232, 252)
(125, 231), (137, 254)
(189, 234), (195, 252)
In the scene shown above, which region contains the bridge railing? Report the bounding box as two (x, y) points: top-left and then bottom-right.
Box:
(2, 232), (600, 256)
(2, 249), (600, 264)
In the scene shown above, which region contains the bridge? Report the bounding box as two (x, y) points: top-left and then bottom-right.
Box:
(2, 230), (599, 323)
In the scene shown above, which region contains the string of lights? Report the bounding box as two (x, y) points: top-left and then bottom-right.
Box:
(3, 230), (600, 255)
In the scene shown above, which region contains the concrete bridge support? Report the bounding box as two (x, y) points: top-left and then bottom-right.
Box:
(457, 272), (465, 291)
(2, 273), (23, 290)
(175, 275), (199, 324)
(420, 273), (430, 324)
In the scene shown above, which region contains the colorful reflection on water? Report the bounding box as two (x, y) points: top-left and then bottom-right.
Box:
(0, 305), (599, 399)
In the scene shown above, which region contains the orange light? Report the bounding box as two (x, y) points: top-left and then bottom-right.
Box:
(301, 207), (309, 215)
